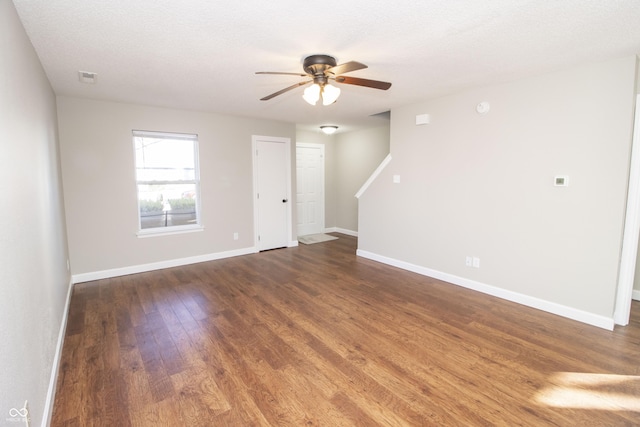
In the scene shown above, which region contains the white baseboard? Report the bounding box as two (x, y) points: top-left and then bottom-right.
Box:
(325, 227), (358, 237)
(72, 246), (257, 284)
(42, 277), (74, 427)
(633, 289), (640, 301)
(356, 249), (615, 331)
(288, 240), (299, 247)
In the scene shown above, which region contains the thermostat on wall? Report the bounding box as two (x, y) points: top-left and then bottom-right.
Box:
(554, 176), (569, 186)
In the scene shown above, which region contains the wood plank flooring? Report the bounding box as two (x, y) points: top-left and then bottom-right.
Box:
(52, 233), (640, 426)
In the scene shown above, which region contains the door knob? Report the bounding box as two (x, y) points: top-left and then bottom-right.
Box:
(282, 199), (288, 203)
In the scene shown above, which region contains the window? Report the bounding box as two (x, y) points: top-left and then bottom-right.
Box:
(133, 130), (201, 234)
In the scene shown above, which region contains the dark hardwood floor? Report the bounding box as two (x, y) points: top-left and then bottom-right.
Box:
(52, 233), (640, 426)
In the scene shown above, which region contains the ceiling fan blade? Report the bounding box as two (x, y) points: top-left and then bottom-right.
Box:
(256, 71), (309, 77)
(326, 61), (367, 76)
(334, 76), (392, 90)
(260, 80), (312, 101)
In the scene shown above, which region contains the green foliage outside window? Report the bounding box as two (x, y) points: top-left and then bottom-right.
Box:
(168, 198), (196, 211)
(139, 199), (163, 213)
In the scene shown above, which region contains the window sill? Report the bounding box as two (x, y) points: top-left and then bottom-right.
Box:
(136, 225), (204, 238)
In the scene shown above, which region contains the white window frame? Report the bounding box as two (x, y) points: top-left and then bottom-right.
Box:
(133, 130), (203, 237)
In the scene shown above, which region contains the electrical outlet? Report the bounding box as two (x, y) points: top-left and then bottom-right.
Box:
(233, 232), (239, 241)
(465, 256), (472, 267)
(472, 257), (480, 268)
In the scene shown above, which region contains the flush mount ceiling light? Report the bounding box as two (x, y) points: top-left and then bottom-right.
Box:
(320, 125), (338, 135)
(256, 54), (391, 105)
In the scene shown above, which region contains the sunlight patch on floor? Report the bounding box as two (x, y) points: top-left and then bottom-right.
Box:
(535, 372), (640, 412)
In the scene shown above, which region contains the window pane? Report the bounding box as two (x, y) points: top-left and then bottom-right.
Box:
(138, 183), (197, 229)
(133, 130), (200, 232)
(134, 137), (195, 181)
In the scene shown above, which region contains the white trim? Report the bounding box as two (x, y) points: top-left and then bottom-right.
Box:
(325, 227), (358, 237)
(72, 247), (256, 284)
(355, 153), (392, 199)
(42, 277), (74, 427)
(633, 289), (640, 301)
(357, 249), (615, 331)
(136, 225), (204, 238)
(614, 94), (640, 325)
(288, 240), (299, 247)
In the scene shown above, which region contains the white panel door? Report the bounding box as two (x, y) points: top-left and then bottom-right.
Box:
(255, 136), (290, 251)
(296, 143), (324, 236)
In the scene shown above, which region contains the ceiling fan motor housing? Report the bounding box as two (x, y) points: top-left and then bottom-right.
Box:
(303, 54), (337, 84)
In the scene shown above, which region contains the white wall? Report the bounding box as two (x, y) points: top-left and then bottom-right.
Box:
(0, 2), (71, 425)
(359, 56), (637, 325)
(57, 97), (295, 277)
(335, 126), (390, 233)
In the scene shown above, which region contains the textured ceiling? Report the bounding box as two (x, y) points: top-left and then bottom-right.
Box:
(12, 0), (640, 133)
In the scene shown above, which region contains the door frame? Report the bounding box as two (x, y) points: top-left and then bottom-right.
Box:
(614, 94), (640, 325)
(252, 135), (294, 251)
(296, 142), (326, 236)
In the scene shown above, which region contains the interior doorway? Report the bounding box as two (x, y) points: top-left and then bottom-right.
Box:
(253, 135), (292, 251)
(296, 143), (325, 236)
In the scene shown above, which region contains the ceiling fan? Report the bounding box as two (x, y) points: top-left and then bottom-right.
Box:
(256, 54), (392, 105)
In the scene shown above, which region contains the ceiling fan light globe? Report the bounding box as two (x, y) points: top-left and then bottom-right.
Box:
(322, 84), (340, 105)
(303, 84), (320, 105)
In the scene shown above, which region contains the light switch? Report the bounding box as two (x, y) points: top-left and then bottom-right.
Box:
(393, 175), (401, 183)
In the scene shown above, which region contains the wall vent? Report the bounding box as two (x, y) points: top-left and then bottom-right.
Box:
(78, 71), (97, 84)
